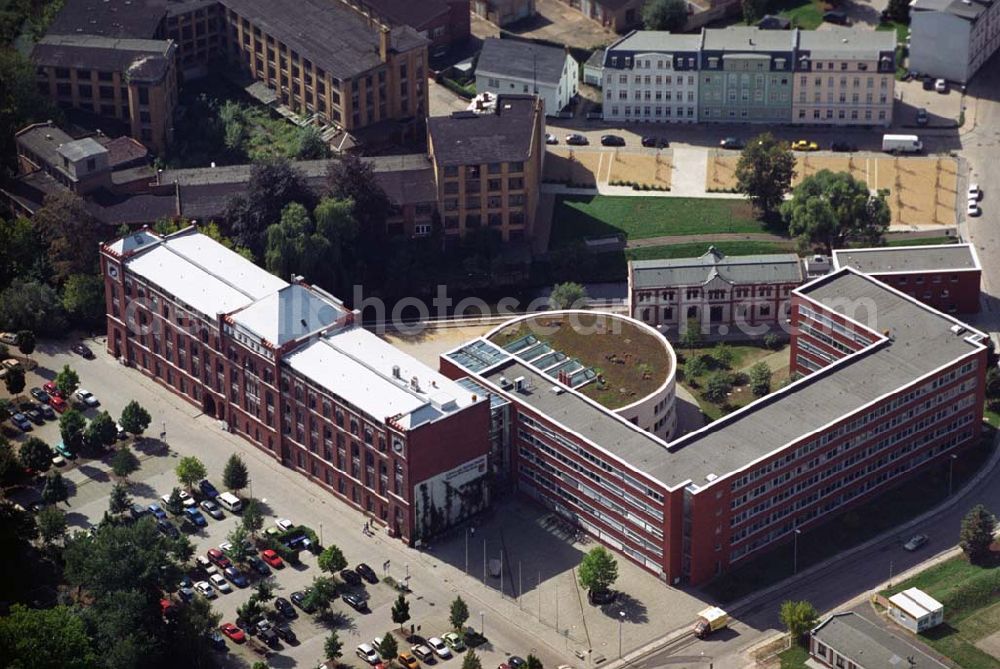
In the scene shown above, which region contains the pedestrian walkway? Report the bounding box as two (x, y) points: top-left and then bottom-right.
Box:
(625, 232), (792, 250)
(670, 147), (710, 197)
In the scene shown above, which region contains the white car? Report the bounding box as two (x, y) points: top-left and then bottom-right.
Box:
(194, 580), (216, 598)
(968, 200), (981, 217)
(195, 555), (218, 575)
(75, 389), (100, 407)
(356, 643), (380, 665)
(934, 78), (947, 93)
(52, 455), (66, 467)
(969, 184), (981, 201)
(276, 517), (294, 532)
(544, 133), (558, 145)
(209, 573), (232, 593)
(178, 490), (196, 508)
(428, 637), (453, 660)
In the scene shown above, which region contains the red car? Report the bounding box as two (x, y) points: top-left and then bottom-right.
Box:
(50, 396), (68, 413)
(220, 622), (246, 643)
(261, 549), (284, 568)
(43, 382), (63, 398)
(206, 548), (232, 569)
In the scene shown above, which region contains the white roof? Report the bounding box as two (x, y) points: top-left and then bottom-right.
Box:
(108, 229), (160, 256)
(125, 229), (287, 318)
(229, 284), (346, 346)
(889, 588), (944, 618)
(284, 326), (478, 430)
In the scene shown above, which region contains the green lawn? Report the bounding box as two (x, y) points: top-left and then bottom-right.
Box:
(877, 20), (910, 44)
(627, 241), (795, 262)
(886, 236), (957, 247)
(704, 431), (996, 603)
(678, 343), (789, 421)
(779, 644), (810, 669)
(882, 556), (1000, 669)
(773, 0), (826, 30)
(550, 195), (764, 247)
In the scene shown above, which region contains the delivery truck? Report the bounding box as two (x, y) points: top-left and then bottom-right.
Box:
(693, 607), (730, 639)
(882, 134), (923, 154)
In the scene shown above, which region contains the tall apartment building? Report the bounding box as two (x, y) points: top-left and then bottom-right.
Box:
(427, 95), (544, 243)
(793, 29), (896, 127)
(909, 0), (1000, 84)
(627, 247), (805, 330)
(218, 0), (428, 130)
(101, 227), (492, 541)
(601, 32), (701, 124)
(600, 27), (895, 126)
(444, 268), (986, 584)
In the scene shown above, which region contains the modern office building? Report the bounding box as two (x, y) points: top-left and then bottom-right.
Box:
(101, 227), (492, 541)
(627, 247), (805, 331)
(602, 32), (701, 123)
(475, 38), (579, 115)
(909, 0), (1000, 84)
(793, 29), (896, 127)
(832, 243), (981, 314)
(427, 94), (545, 242)
(444, 268), (987, 584)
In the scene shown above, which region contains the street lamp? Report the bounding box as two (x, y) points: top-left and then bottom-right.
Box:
(618, 611), (626, 659)
(480, 611), (485, 638)
(319, 522), (323, 546)
(792, 528), (802, 575)
(948, 454), (958, 496)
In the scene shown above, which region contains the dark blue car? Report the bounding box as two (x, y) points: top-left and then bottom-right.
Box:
(198, 479), (219, 499)
(183, 507), (208, 528)
(224, 566), (249, 588)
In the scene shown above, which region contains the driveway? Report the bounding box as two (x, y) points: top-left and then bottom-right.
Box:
(496, 0), (616, 51)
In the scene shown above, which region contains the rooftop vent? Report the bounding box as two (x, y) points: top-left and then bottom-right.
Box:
(392, 364), (401, 379)
(551, 385), (564, 395)
(410, 376), (420, 392)
(514, 376), (529, 392)
(950, 324), (966, 335)
(705, 473), (718, 482)
(498, 376), (513, 389)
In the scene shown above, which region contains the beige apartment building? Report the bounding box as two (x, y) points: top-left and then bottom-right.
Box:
(791, 29), (897, 126)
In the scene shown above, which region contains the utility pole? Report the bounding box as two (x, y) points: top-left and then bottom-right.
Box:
(793, 528), (802, 575)
(465, 528), (469, 575)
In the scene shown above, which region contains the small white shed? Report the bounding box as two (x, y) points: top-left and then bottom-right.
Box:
(887, 587), (944, 633)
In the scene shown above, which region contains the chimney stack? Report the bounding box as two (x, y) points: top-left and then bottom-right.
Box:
(379, 26), (390, 62)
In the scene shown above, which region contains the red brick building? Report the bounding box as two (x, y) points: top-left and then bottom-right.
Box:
(445, 268), (987, 585)
(101, 227), (491, 542)
(832, 243), (981, 315)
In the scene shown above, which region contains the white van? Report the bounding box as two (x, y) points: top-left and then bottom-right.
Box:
(217, 491), (243, 513)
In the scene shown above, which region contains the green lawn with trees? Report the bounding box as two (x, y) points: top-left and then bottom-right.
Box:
(678, 341), (787, 420)
(627, 241), (795, 262)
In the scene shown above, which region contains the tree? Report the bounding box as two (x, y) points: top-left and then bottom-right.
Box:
(318, 544), (348, 575)
(714, 342), (735, 369)
(264, 201), (330, 282)
(84, 411), (118, 450)
(0, 217), (46, 291)
(735, 133), (796, 216)
(225, 158), (314, 258)
(312, 196), (360, 295)
(885, 0), (910, 23)
(549, 282), (588, 310)
(242, 498), (264, 536)
(55, 364), (80, 397)
(176, 456), (207, 492)
(959, 504), (996, 565)
(236, 598), (265, 626)
(19, 436), (52, 473)
(782, 170), (890, 252)
(680, 317), (702, 348)
(3, 365), (25, 399)
(109, 482), (132, 516)
(327, 153), (391, 242)
(33, 191), (104, 282)
(119, 400), (151, 437)
(0, 50), (61, 175)
(378, 632), (399, 659)
(779, 600), (819, 641)
(463, 649), (483, 669)
(165, 487), (184, 515)
(578, 546), (619, 595)
(62, 274), (106, 328)
(643, 0), (688, 30)
(704, 372), (733, 404)
(253, 577), (276, 603)
(0, 438), (18, 485)
(42, 471), (69, 505)
(37, 505), (67, 545)
(749, 362), (772, 397)
(0, 278), (67, 336)
(741, 0), (768, 24)
(391, 593), (411, 631)
(303, 575), (338, 614)
(450, 596), (470, 630)
(987, 367), (1000, 399)
(60, 409), (88, 451)
(168, 594), (222, 664)
(324, 630), (344, 662)
(16, 330), (35, 359)
(223, 454), (249, 494)
(527, 655), (544, 669)
(111, 447), (141, 481)
(683, 356), (708, 381)
(225, 525), (253, 564)
(297, 125), (330, 160)
(0, 604), (96, 669)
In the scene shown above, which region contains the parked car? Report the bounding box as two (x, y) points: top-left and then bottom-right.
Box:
(194, 581), (216, 598)
(115, 422), (127, 440)
(275, 596), (296, 618)
(72, 343), (94, 359)
(790, 139), (819, 151)
(178, 490), (196, 507)
(54, 441), (76, 460)
(356, 563), (378, 583)
(261, 548), (285, 569)
(398, 652), (421, 669)
(720, 137), (744, 150)
(209, 573), (232, 593)
(442, 632), (466, 652)
(247, 555), (271, 576)
(207, 548), (232, 570)
(178, 586), (195, 602)
(38, 404), (55, 420)
(822, 10), (849, 24)
(830, 141), (855, 153)
(42, 381), (61, 397)
(259, 628), (279, 648)
(427, 638), (452, 660)
(51, 454), (66, 467)
(508, 657), (527, 669)
(183, 507), (208, 528)
(934, 78), (948, 93)
(342, 592), (368, 612)
(412, 645), (434, 662)
(199, 499), (224, 519)
(922, 76), (935, 90)
(276, 517), (294, 532)
(156, 519), (180, 539)
(916, 108), (929, 126)
(198, 479), (219, 499)
(223, 566), (249, 588)
(129, 503), (148, 520)
(30, 387), (49, 403)
(340, 568), (362, 586)
(23, 407), (44, 425)
(50, 396), (68, 413)
(904, 534), (929, 551)
(358, 643), (381, 665)
(10, 413), (32, 432)
(290, 590), (315, 613)
(968, 200), (982, 217)
(195, 555), (218, 575)
(148, 503), (167, 520)
(274, 622), (297, 643)
(600, 134), (625, 147)
(641, 136), (668, 148)
(74, 389), (100, 408)
(969, 183), (982, 200)
(544, 133), (558, 145)
(220, 622), (245, 643)
(565, 133), (588, 146)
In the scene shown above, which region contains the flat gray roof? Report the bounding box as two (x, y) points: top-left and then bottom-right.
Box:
(912, 0), (993, 20)
(608, 31), (703, 54)
(812, 613), (950, 669)
(630, 247), (803, 289)
(798, 27), (896, 58)
(476, 38), (569, 86)
(832, 244), (979, 274)
(451, 269), (985, 491)
(701, 26), (795, 52)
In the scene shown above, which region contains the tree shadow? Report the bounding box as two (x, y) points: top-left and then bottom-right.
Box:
(76, 464), (110, 484)
(602, 592), (650, 625)
(128, 481), (158, 499)
(134, 438), (170, 457)
(64, 510), (92, 530)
